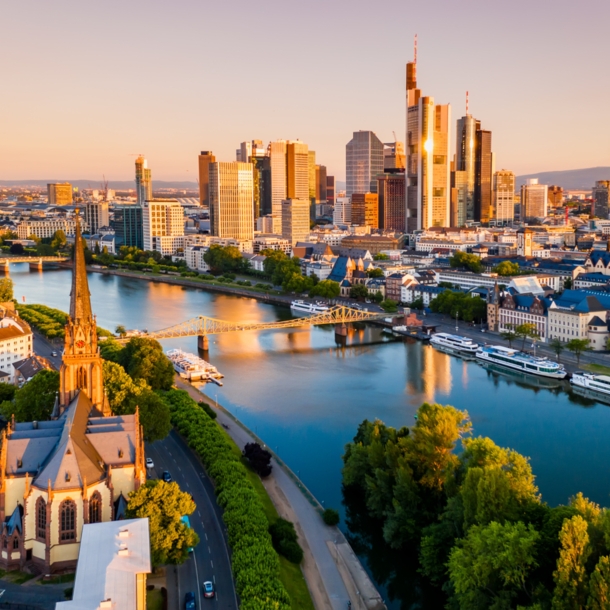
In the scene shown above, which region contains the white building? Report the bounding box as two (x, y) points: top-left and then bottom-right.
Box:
(142, 199), (185, 254)
(185, 246), (210, 273)
(521, 179), (548, 220)
(281, 198), (309, 246)
(17, 219), (85, 240)
(493, 170), (515, 223)
(253, 235), (291, 254)
(333, 197), (352, 225)
(0, 306), (33, 384)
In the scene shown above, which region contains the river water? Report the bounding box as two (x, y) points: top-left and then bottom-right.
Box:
(12, 266), (610, 607)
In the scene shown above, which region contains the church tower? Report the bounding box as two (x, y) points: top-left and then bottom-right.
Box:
(59, 213), (108, 414)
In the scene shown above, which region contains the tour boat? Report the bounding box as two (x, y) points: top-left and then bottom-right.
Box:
(570, 371), (610, 396)
(290, 300), (330, 315)
(430, 332), (479, 354)
(475, 345), (567, 379)
(166, 349), (224, 382)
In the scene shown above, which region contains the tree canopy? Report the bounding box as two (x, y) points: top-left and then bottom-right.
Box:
(203, 244), (247, 275)
(2, 370), (60, 422)
(450, 251), (484, 274)
(309, 279), (340, 299)
(118, 337), (175, 391)
(493, 261), (521, 276)
(429, 290), (487, 323)
(0, 277), (14, 302)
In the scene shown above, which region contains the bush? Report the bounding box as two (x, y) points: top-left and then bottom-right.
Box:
(198, 400), (217, 420)
(322, 508), (340, 526)
(269, 518), (303, 564)
(243, 442), (273, 478)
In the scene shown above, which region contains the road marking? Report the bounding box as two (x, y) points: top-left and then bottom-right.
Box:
(208, 546), (211, 554)
(210, 560), (214, 569)
(178, 466), (182, 472)
(198, 511), (202, 517)
(193, 550), (202, 609)
(205, 534), (208, 541)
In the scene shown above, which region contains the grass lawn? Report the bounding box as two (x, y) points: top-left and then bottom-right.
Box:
(40, 573), (74, 585)
(1, 571), (35, 585)
(584, 363), (610, 376)
(146, 588), (164, 610)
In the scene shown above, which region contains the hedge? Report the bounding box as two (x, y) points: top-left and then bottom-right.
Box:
(16, 304), (113, 339)
(161, 389), (291, 610)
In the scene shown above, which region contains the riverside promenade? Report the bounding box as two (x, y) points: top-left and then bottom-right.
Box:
(174, 378), (386, 610)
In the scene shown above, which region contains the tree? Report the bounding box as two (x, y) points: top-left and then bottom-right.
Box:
(99, 338), (125, 363)
(51, 230), (67, 250)
(566, 339), (590, 366)
(115, 325), (126, 337)
(350, 284), (369, 300)
(550, 338), (565, 362)
(564, 277), (573, 290)
(450, 251), (484, 274)
(372, 290), (384, 304)
(136, 390), (172, 442)
(125, 480), (199, 566)
(309, 279), (340, 299)
(380, 299), (398, 313)
(9, 243), (24, 255)
(119, 337), (175, 390)
(367, 268), (385, 278)
(373, 253), (390, 261)
(552, 515), (591, 610)
(493, 261), (521, 276)
(515, 323), (540, 352)
(102, 360), (148, 414)
(4, 370), (60, 422)
(501, 324), (519, 348)
(36, 243), (56, 256)
(203, 244), (246, 275)
(410, 297), (424, 310)
(0, 277), (13, 302)
(243, 442), (272, 477)
(0, 383), (15, 403)
(587, 555), (610, 610)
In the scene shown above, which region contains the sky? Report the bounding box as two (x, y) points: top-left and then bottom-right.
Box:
(1, 0), (609, 183)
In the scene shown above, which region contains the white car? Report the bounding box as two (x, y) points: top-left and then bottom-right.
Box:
(145, 457), (154, 469)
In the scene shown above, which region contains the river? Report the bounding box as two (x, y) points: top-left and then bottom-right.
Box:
(11, 266), (610, 608)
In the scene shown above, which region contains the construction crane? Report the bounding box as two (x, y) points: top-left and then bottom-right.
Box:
(100, 175), (109, 201)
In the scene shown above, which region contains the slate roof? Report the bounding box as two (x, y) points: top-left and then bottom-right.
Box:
(4, 504), (23, 536)
(328, 256), (350, 283)
(588, 316), (608, 327)
(14, 355), (53, 380)
(588, 251), (610, 266)
(551, 290), (610, 312)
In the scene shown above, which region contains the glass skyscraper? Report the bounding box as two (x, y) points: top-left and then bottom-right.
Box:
(345, 131), (384, 197)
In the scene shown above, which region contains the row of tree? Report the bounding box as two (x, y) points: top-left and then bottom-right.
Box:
(342, 403), (610, 609)
(429, 289), (488, 323)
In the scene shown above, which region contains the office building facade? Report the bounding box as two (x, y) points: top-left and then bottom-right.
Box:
(47, 183), (73, 206)
(142, 199), (185, 253)
(378, 172), (406, 232)
(592, 181), (610, 218)
(521, 179), (548, 220)
(326, 176), (335, 206)
(198, 151), (216, 207)
(85, 201), (109, 235)
(268, 141), (288, 233)
(135, 156), (152, 205)
(112, 205), (143, 249)
(281, 198), (310, 246)
(493, 170), (515, 224)
(474, 128), (493, 223)
(316, 165), (327, 203)
(351, 193), (379, 228)
(333, 197), (352, 225)
(346, 131), (384, 197)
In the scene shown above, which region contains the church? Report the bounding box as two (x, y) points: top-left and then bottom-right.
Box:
(0, 218), (146, 572)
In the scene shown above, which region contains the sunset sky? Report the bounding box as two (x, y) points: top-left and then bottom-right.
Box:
(1, 0), (608, 182)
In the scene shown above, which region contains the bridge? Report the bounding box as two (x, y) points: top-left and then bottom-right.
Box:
(137, 305), (389, 350)
(0, 256), (69, 273)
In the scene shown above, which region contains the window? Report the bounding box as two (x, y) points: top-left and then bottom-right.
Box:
(36, 497), (46, 541)
(89, 492), (102, 524)
(60, 499), (76, 542)
(12, 537), (18, 550)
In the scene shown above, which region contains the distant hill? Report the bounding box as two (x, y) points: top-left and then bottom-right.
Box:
(516, 167), (610, 191)
(0, 179), (198, 190)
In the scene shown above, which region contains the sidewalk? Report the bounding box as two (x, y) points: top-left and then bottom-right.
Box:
(174, 378), (386, 610)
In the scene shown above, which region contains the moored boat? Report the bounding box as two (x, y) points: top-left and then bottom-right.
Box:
(570, 371), (610, 396)
(290, 300), (330, 315)
(166, 349), (224, 382)
(430, 332), (479, 354)
(475, 344), (567, 379)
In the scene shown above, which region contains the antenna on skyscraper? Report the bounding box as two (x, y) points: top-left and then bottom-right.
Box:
(466, 91), (469, 115)
(414, 34), (418, 64)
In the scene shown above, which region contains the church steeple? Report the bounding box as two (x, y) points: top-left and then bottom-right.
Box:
(69, 212), (93, 323)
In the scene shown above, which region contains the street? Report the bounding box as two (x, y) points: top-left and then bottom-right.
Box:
(146, 431), (237, 610)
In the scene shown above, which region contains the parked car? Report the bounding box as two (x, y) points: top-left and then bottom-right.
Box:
(162, 471), (172, 483)
(185, 591), (196, 609)
(145, 457), (154, 469)
(203, 581), (215, 598)
(51, 351), (58, 357)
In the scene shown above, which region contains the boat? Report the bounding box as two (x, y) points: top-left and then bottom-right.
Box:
(290, 300), (330, 315)
(430, 332), (479, 354)
(166, 349), (224, 383)
(475, 345), (567, 379)
(570, 371), (610, 397)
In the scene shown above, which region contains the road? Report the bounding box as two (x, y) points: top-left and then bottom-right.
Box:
(147, 431), (238, 610)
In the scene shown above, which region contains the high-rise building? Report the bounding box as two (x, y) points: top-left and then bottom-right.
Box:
(316, 165), (327, 203)
(112, 205), (143, 249)
(286, 141), (309, 200)
(346, 131), (384, 197)
(521, 179), (548, 220)
(281, 198), (310, 245)
(85, 201), (110, 234)
(405, 59), (451, 231)
(308, 151), (317, 205)
(383, 142), (406, 171)
(268, 141), (288, 233)
(548, 185), (564, 209)
(198, 151), (216, 207)
(209, 161), (254, 241)
(326, 176), (335, 206)
(351, 193), (379, 228)
(493, 170), (515, 224)
(592, 181), (610, 218)
(135, 156), (152, 205)
(47, 183), (73, 205)
(378, 173), (406, 231)
(142, 199), (185, 253)
(474, 128), (493, 223)
(333, 197), (352, 225)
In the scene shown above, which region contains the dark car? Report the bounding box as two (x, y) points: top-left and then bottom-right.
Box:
(203, 581), (215, 598)
(185, 591), (196, 609)
(162, 471), (172, 483)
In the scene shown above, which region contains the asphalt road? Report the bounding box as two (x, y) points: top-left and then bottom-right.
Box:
(146, 431), (237, 610)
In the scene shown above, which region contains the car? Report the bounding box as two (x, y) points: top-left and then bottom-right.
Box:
(51, 351), (58, 357)
(145, 457), (154, 469)
(162, 471), (172, 483)
(185, 591), (196, 609)
(203, 581), (215, 598)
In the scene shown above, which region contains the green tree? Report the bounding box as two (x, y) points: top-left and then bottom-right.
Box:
(501, 324), (519, 348)
(0, 277), (13, 302)
(372, 290), (384, 304)
(99, 338), (125, 363)
(350, 284), (369, 300)
(4, 370), (60, 422)
(137, 390), (172, 442)
(102, 360), (148, 414)
(515, 323), (540, 351)
(120, 337), (175, 390)
(550, 338), (565, 362)
(125, 480), (199, 566)
(373, 253), (390, 261)
(0, 383), (16, 402)
(566, 339), (591, 366)
(367, 268), (385, 278)
(564, 277), (573, 290)
(450, 251), (484, 274)
(203, 244), (245, 275)
(36, 243), (56, 256)
(552, 515), (591, 610)
(587, 555), (610, 610)
(115, 325), (126, 337)
(493, 261), (521, 276)
(50, 230), (67, 250)
(380, 299), (398, 313)
(309, 279), (340, 299)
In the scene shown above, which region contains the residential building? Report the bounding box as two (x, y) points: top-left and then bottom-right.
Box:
(351, 193), (378, 228)
(281, 198), (309, 246)
(333, 197), (352, 225)
(383, 141), (406, 171)
(55, 518), (151, 610)
(198, 151), (216, 207)
(142, 199), (185, 254)
(111, 205), (143, 249)
(346, 131), (384, 197)
(377, 172), (406, 231)
(326, 176), (335, 206)
(592, 181), (610, 219)
(386, 272), (413, 302)
(47, 183), (73, 206)
(493, 170), (515, 223)
(340, 234), (401, 255)
(585, 250), (610, 276)
(17, 218), (85, 240)
(0, 304), (33, 384)
(401, 283), (446, 306)
(134, 156), (152, 206)
(253, 235), (291, 254)
(521, 179), (548, 220)
(489, 287), (550, 340)
(13, 354), (52, 387)
(209, 162), (254, 241)
(85, 201), (109, 235)
(185, 245), (210, 273)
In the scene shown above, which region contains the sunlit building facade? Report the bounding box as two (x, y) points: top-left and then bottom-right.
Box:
(346, 131), (384, 197)
(198, 151), (216, 207)
(351, 193), (379, 228)
(47, 183), (73, 206)
(592, 181), (610, 218)
(493, 170), (515, 224)
(135, 156), (152, 206)
(142, 199), (185, 254)
(378, 172), (406, 232)
(281, 198), (309, 246)
(521, 179), (548, 220)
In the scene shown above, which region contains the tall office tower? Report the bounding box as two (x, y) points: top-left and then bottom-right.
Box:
(454, 114), (477, 224)
(141, 199), (185, 251)
(346, 131), (384, 197)
(474, 128), (492, 222)
(493, 170), (516, 224)
(47, 183), (73, 205)
(405, 57), (451, 231)
(521, 178), (548, 220)
(85, 201), (110, 234)
(351, 193), (379, 228)
(198, 151), (216, 207)
(112, 205), (143, 249)
(333, 197), (352, 225)
(286, 141), (309, 199)
(209, 162), (254, 241)
(281, 198), (310, 245)
(135, 156), (153, 205)
(326, 176), (335, 205)
(548, 185), (564, 208)
(308, 151), (317, 221)
(383, 142), (406, 171)
(592, 181), (610, 218)
(378, 173), (406, 231)
(316, 165), (328, 203)
(268, 140), (288, 233)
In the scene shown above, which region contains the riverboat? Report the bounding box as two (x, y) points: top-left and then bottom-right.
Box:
(290, 300), (330, 315)
(570, 371), (610, 397)
(430, 332), (479, 354)
(166, 349), (224, 382)
(475, 345), (567, 379)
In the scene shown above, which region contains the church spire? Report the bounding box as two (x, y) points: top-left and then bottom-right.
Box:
(70, 211), (93, 323)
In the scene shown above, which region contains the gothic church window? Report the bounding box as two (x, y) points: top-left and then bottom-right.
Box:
(89, 492), (102, 524)
(60, 499), (76, 542)
(36, 497), (46, 541)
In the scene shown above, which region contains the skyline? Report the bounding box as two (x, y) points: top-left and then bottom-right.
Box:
(1, 0), (609, 182)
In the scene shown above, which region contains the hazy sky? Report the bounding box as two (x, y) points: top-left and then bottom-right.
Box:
(1, 0), (609, 183)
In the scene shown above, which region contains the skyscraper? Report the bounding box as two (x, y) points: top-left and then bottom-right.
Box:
(286, 141), (309, 200)
(548, 185), (564, 209)
(315, 165), (327, 203)
(112, 205), (143, 249)
(308, 151), (317, 205)
(85, 201), (109, 234)
(141, 199), (185, 254)
(474, 128), (493, 223)
(326, 176), (335, 206)
(268, 140), (288, 233)
(493, 170), (515, 224)
(135, 156), (152, 205)
(209, 161), (254, 241)
(281, 198), (310, 245)
(47, 183), (73, 205)
(592, 181), (610, 218)
(521, 179), (548, 220)
(346, 131), (384, 197)
(454, 114), (477, 225)
(351, 193), (379, 228)
(383, 142), (406, 171)
(378, 173), (406, 231)
(333, 197), (352, 225)
(198, 151), (216, 207)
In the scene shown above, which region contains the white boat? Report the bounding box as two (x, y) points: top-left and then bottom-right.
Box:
(430, 332), (479, 354)
(290, 300), (330, 315)
(166, 349), (224, 382)
(570, 371), (610, 396)
(475, 345), (567, 379)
